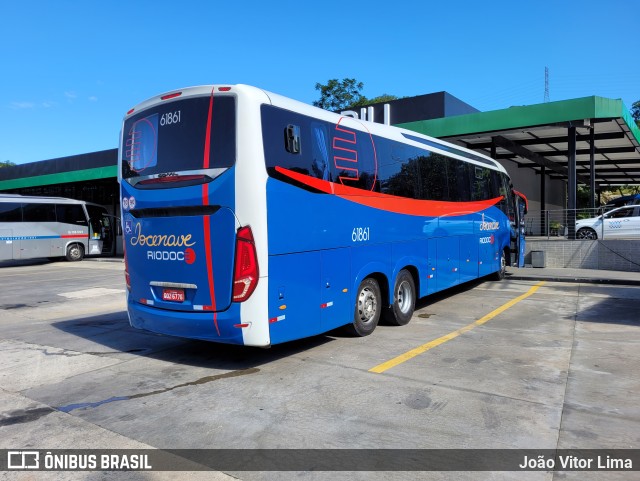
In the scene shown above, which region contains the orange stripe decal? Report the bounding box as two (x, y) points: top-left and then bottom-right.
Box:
(274, 166), (502, 217)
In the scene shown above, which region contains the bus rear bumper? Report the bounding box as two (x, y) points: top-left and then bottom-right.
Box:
(127, 297), (246, 345)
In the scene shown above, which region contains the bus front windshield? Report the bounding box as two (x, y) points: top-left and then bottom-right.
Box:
(121, 96), (236, 183)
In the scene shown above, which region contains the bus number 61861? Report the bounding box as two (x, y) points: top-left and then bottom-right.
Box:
(160, 111), (181, 126)
(352, 227), (370, 242)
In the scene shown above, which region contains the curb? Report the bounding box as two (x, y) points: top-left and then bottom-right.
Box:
(506, 273), (640, 287)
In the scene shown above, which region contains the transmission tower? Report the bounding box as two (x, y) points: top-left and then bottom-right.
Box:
(544, 67), (550, 103)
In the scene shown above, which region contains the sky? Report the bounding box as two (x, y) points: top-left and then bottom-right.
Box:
(1, 0), (639, 165)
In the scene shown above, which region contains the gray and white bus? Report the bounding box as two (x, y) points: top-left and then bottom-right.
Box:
(0, 195), (115, 261)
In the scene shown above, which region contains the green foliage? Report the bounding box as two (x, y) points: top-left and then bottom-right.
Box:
(599, 185), (640, 205)
(631, 99), (640, 127)
(350, 94), (399, 108)
(0, 160), (15, 168)
(313, 79), (399, 112)
(631, 100), (640, 123)
(313, 78), (365, 112)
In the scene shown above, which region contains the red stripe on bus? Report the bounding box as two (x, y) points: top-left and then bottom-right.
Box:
(61, 234), (89, 239)
(202, 183), (220, 336)
(202, 87), (215, 170)
(275, 166), (502, 217)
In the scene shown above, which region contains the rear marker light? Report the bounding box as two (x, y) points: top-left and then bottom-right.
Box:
(218, 87), (231, 91)
(234, 323), (250, 328)
(126, 108), (135, 115)
(194, 305), (216, 311)
(161, 92), (182, 100)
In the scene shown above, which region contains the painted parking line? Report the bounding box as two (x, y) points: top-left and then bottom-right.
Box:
(369, 281), (547, 374)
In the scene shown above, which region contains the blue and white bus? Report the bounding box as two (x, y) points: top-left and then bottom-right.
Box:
(0, 194), (115, 261)
(119, 84), (527, 347)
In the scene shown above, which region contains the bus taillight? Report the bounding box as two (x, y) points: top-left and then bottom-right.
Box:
(232, 226), (258, 302)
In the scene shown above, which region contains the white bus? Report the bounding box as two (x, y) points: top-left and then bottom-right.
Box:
(0, 194), (115, 262)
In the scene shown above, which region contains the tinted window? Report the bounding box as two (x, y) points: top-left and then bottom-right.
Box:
(56, 204), (88, 225)
(262, 105), (509, 203)
(0, 202), (22, 222)
(23, 203), (56, 222)
(263, 106), (328, 179)
(607, 207), (635, 218)
(122, 96), (236, 180)
(379, 143), (424, 199)
(262, 106), (377, 191)
(379, 144), (472, 201)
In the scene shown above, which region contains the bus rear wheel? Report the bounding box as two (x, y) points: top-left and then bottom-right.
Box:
(66, 243), (84, 262)
(345, 278), (381, 337)
(383, 269), (415, 326)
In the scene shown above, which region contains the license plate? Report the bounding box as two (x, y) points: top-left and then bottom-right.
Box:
(162, 288), (185, 302)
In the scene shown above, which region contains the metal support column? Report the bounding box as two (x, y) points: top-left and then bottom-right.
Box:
(589, 126), (596, 209)
(567, 126), (577, 239)
(540, 165), (546, 235)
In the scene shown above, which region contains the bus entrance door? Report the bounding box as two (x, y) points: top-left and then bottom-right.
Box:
(513, 190), (528, 268)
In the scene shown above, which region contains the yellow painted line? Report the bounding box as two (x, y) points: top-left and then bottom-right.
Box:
(369, 281), (546, 374)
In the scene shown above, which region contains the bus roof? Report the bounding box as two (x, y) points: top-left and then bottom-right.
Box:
(260, 86), (506, 174)
(0, 194), (102, 206)
(123, 84), (506, 175)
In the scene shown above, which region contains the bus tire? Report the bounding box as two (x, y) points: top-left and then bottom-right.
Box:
(383, 269), (415, 326)
(490, 249), (507, 281)
(66, 243), (84, 262)
(345, 278), (381, 337)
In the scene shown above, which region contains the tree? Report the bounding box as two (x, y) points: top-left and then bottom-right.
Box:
(313, 79), (400, 112)
(313, 78), (365, 112)
(0, 160), (15, 168)
(631, 100), (640, 127)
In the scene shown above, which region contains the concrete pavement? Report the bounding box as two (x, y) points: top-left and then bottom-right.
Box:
(507, 266), (640, 286)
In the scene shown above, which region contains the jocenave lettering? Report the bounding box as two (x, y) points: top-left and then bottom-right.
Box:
(129, 223), (195, 248)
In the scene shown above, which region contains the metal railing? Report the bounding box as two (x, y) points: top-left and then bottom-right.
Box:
(525, 208), (603, 239)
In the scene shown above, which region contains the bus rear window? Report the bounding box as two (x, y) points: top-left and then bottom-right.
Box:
(121, 96), (236, 181)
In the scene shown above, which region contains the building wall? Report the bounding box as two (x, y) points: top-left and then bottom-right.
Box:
(525, 239), (640, 272)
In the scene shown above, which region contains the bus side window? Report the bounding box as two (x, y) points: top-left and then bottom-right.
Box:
(263, 105), (314, 179)
(448, 157), (472, 202)
(56, 204), (88, 225)
(311, 123), (330, 181)
(23, 203), (56, 222)
(0, 202), (23, 222)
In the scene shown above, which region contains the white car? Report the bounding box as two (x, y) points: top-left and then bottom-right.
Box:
(575, 205), (640, 239)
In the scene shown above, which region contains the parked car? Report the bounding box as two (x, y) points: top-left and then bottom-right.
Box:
(602, 194), (640, 211)
(575, 205), (640, 239)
